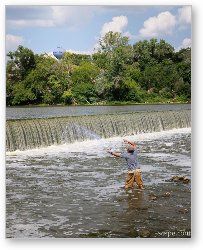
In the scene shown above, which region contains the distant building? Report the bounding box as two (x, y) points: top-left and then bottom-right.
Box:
(53, 46), (65, 60)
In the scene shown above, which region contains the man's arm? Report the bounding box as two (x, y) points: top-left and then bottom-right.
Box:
(107, 149), (121, 158)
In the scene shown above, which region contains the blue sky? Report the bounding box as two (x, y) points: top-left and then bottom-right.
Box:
(6, 5), (191, 55)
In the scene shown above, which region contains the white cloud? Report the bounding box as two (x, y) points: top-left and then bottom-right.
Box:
(50, 6), (68, 25)
(50, 6), (94, 30)
(177, 38), (192, 51)
(7, 19), (54, 28)
(6, 6), (94, 29)
(66, 49), (93, 55)
(182, 38), (192, 48)
(100, 16), (128, 37)
(123, 31), (135, 40)
(6, 34), (25, 52)
(139, 11), (176, 37)
(50, 6), (80, 28)
(138, 7), (191, 38)
(177, 6), (191, 25)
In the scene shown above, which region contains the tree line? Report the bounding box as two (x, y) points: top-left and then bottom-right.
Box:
(6, 32), (191, 106)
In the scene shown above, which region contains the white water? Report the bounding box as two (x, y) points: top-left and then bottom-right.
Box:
(6, 127), (191, 157)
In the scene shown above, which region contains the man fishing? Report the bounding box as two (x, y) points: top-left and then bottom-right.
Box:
(107, 139), (144, 190)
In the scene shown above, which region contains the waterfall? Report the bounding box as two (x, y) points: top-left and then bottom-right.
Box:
(6, 110), (191, 152)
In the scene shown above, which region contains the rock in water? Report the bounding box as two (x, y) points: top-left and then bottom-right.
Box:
(140, 229), (151, 238)
(163, 192), (171, 197)
(178, 208), (189, 214)
(170, 176), (190, 183)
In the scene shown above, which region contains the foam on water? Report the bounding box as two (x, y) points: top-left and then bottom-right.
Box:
(6, 127), (191, 157)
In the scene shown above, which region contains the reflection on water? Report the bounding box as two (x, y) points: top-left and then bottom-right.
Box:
(6, 128), (191, 238)
(127, 190), (144, 210)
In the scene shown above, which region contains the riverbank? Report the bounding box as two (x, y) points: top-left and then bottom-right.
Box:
(7, 101), (191, 108)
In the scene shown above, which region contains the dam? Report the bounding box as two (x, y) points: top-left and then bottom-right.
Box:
(6, 109), (191, 151)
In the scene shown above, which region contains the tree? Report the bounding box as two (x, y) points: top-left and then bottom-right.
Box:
(71, 61), (100, 85)
(139, 59), (180, 94)
(11, 82), (36, 105)
(97, 32), (136, 100)
(138, 60), (162, 91)
(7, 45), (36, 80)
(155, 39), (175, 62)
(175, 48), (191, 85)
(133, 40), (153, 71)
(98, 32), (132, 75)
(6, 46), (37, 105)
(23, 55), (57, 104)
(133, 39), (175, 70)
(92, 52), (108, 70)
(99, 31), (129, 52)
(62, 90), (74, 104)
(169, 48), (191, 101)
(62, 52), (91, 66)
(70, 62), (100, 104)
(72, 83), (98, 104)
(113, 78), (143, 102)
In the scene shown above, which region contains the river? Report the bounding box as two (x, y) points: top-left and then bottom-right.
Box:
(6, 104), (191, 238)
(6, 103), (190, 120)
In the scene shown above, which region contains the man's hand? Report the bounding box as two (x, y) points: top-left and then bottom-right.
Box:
(107, 149), (112, 154)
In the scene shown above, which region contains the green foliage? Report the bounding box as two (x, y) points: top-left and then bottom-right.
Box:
(122, 78), (143, 102)
(6, 35), (191, 106)
(11, 82), (36, 105)
(99, 31), (129, 52)
(92, 53), (108, 69)
(71, 61), (100, 85)
(62, 52), (91, 65)
(72, 83), (98, 104)
(62, 90), (74, 104)
(7, 45), (36, 80)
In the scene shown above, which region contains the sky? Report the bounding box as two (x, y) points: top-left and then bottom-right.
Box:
(5, 5), (191, 55)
